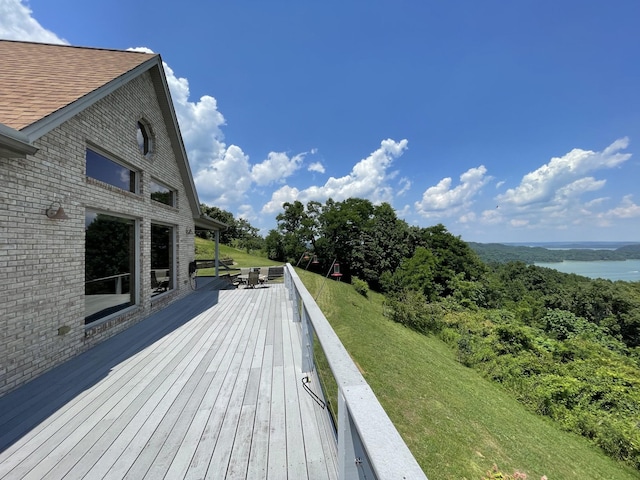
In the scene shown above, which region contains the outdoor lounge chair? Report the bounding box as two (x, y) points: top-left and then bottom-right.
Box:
(246, 270), (260, 288)
(260, 267), (269, 285)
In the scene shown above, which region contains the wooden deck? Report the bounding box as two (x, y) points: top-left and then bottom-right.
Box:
(0, 282), (338, 479)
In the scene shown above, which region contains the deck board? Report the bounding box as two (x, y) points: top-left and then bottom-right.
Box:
(0, 283), (337, 480)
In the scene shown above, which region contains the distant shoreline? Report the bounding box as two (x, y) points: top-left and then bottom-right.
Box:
(504, 241), (640, 249)
(469, 241), (640, 265)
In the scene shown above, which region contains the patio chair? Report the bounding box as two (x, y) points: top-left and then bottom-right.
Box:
(260, 267), (269, 285)
(246, 270), (260, 288)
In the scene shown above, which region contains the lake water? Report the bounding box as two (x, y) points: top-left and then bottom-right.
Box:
(534, 259), (640, 282)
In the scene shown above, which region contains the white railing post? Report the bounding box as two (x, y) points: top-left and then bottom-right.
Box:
(300, 305), (314, 373)
(292, 291), (301, 324)
(338, 390), (359, 480)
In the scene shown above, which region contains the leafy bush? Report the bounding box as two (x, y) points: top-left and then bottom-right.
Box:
(351, 276), (369, 297)
(384, 290), (444, 334)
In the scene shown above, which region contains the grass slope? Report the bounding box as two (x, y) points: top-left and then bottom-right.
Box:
(296, 268), (639, 480)
(195, 238), (284, 272)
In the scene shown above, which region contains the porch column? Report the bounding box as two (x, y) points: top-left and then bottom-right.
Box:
(215, 229), (220, 277)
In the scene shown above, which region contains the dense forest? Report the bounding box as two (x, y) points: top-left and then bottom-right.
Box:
(470, 241), (640, 264)
(204, 198), (640, 469)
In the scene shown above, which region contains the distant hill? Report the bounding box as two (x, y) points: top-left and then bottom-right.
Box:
(469, 241), (640, 264)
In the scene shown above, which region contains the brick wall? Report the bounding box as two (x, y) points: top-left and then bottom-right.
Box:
(0, 71), (199, 396)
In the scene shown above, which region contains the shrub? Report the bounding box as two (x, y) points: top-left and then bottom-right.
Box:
(351, 276), (369, 297)
(383, 290), (444, 334)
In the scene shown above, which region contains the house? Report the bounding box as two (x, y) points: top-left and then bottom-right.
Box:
(0, 40), (226, 396)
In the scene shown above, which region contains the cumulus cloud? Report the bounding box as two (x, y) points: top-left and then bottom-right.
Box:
(155, 60), (228, 174)
(251, 151), (305, 186)
(498, 138), (631, 207)
(603, 195), (640, 219)
(478, 138), (634, 232)
(262, 138), (408, 213)
(415, 165), (491, 218)
(193, 145), (252, 206)
(0, 0), (67, 44)
(308, 162), (325, 174)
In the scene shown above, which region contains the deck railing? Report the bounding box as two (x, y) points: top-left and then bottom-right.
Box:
(284, 264), (428, 480)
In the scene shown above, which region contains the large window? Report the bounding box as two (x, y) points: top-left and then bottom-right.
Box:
(85, 211), (136, 324)
(150, 179), (175, 207)
(86, 148), (137, 193)
(151, 223), (174, 297)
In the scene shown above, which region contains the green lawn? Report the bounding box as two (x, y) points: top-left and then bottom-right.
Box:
(194, 238), (284, 276)
(296, 267), (639, 480)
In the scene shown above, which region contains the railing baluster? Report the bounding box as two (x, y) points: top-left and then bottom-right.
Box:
(301, 304), (313, 373)
(338, 390), (359, 479)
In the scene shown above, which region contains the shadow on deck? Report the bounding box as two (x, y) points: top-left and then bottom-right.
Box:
(0, 280), (337, 479)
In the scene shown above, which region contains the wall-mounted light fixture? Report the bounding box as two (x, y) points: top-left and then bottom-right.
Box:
(46, 201), (69, 219)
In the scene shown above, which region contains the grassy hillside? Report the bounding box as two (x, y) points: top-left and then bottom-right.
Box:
(194, 238), (283, 272)
(296, 268), (639, 480)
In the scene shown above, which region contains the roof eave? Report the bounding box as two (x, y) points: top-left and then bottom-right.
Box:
(195, 214), (228, 231)
(0, 122), (38, 158)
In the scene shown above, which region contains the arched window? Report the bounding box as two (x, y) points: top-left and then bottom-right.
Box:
(136, 120), (154, 157)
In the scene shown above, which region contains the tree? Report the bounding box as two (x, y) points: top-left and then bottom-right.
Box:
(356, 202), (410, 290)
(264, 229), (285, 261)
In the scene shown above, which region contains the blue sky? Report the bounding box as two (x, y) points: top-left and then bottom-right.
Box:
(2, 0), (639, 243)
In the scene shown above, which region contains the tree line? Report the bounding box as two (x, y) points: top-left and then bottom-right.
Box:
(470, 241), (640, 264)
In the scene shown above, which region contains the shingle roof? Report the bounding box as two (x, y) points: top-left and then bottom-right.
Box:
(0, 40), (155, 130)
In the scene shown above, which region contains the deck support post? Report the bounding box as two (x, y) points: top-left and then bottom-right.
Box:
(214, 229), (220, 277)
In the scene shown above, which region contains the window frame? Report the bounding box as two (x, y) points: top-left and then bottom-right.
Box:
(149, 179), (176, 207)
(85, 146), (139, 194)
(136, 119), (155, 158)
(84, 209), (140, 325)
(150, 222), (176, 297)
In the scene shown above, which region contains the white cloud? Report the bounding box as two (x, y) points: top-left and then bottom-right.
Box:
(553, 177), (605, 202)
(510, 219), (529, 227)
(237, 204), (256, 221)
(193, 145), (252, 206)
(415, 165), (491, 218)
(0, 0), (67, 44)
(397, 177), (411, 196)
(262, 185), (302, 214)
(476, 139), (635, 233)
(480, 208), (503, 225)
(131, 51), (312, 212)
(498, 138), (631, 207)
(262, 138), (409, 214)
(251, 151), (305, 186)
(158, 61), (228, 174)
(308, 162), (325, 174)
(603, 195), (640, 219)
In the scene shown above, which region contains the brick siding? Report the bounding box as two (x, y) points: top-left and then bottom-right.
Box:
(0, 72), (198, 396)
